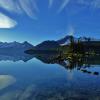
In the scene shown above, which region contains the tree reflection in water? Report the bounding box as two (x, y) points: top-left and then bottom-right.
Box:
(33, 53), (100, 76)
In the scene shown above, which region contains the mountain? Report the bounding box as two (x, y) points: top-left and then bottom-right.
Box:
(0, 41), (33, 48)
(78, 37), (95, 41)
(0, 41), (34, 55)
(25, 40), (60, 54)
(25, 35), (76, 55)
(56, 35), (73, 45)
(34, 40), (60, 50)
(57, 35), (99, 45)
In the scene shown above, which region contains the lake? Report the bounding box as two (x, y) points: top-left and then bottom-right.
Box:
(0, 54), (100, 100)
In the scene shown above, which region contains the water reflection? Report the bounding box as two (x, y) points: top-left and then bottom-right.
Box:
(0, 75), (16, 90)
(0, 53), (100, 76)
(0, 54), (33, 62)
(33, 53), (100, 76)
(0, 53), (100, 100)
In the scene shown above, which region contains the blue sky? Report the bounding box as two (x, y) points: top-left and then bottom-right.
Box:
(0, 0), (100, 45)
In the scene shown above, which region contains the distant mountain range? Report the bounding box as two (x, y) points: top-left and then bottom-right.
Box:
(0, 41), (33, 48)
(0, 35), (99, 55)
(0, 41), (34, 55)
(27, 35), (73, 51)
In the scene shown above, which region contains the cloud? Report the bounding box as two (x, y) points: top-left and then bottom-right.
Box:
(19, 0), (38, 19)
(48, 0), (54, 8)
(57, 0), (100, 14)
(0, 75), (16, 90)
(68, 25), (75, 36)
(91, 0), (100, 8)
(0, 0), (38, 19)
(58, 0), (70, 13)
(77, 0), (100, 8)
(0, 0), (21, 13)
(0, 13), (17, 28)
(0, 0), (100, 19)
(0, 0), (15, 11)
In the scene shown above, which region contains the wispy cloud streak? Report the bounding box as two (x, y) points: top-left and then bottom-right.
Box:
(0, 0), (100, 18)
(48, 0), (54, 8)
(57, 0), (100, 13)
(19, 0), (38, 19)
(77, 0), (100, 8)
(58, 0), (70, 13)
(0, 0), (21, 13)
(0, 0), (38, 19)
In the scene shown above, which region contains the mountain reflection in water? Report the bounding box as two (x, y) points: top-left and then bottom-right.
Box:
(0, 53), (100, 100)
(32, 53), (100, 76)
(0, 54), (33, 62)
(0, 53), (99, 76)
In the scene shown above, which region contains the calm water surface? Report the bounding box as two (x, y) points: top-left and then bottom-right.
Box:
(0, 55), (100, 100)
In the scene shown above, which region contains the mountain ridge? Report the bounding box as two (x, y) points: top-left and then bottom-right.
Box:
(0, 41), (34, 55)
(0, 41), (34, 48)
